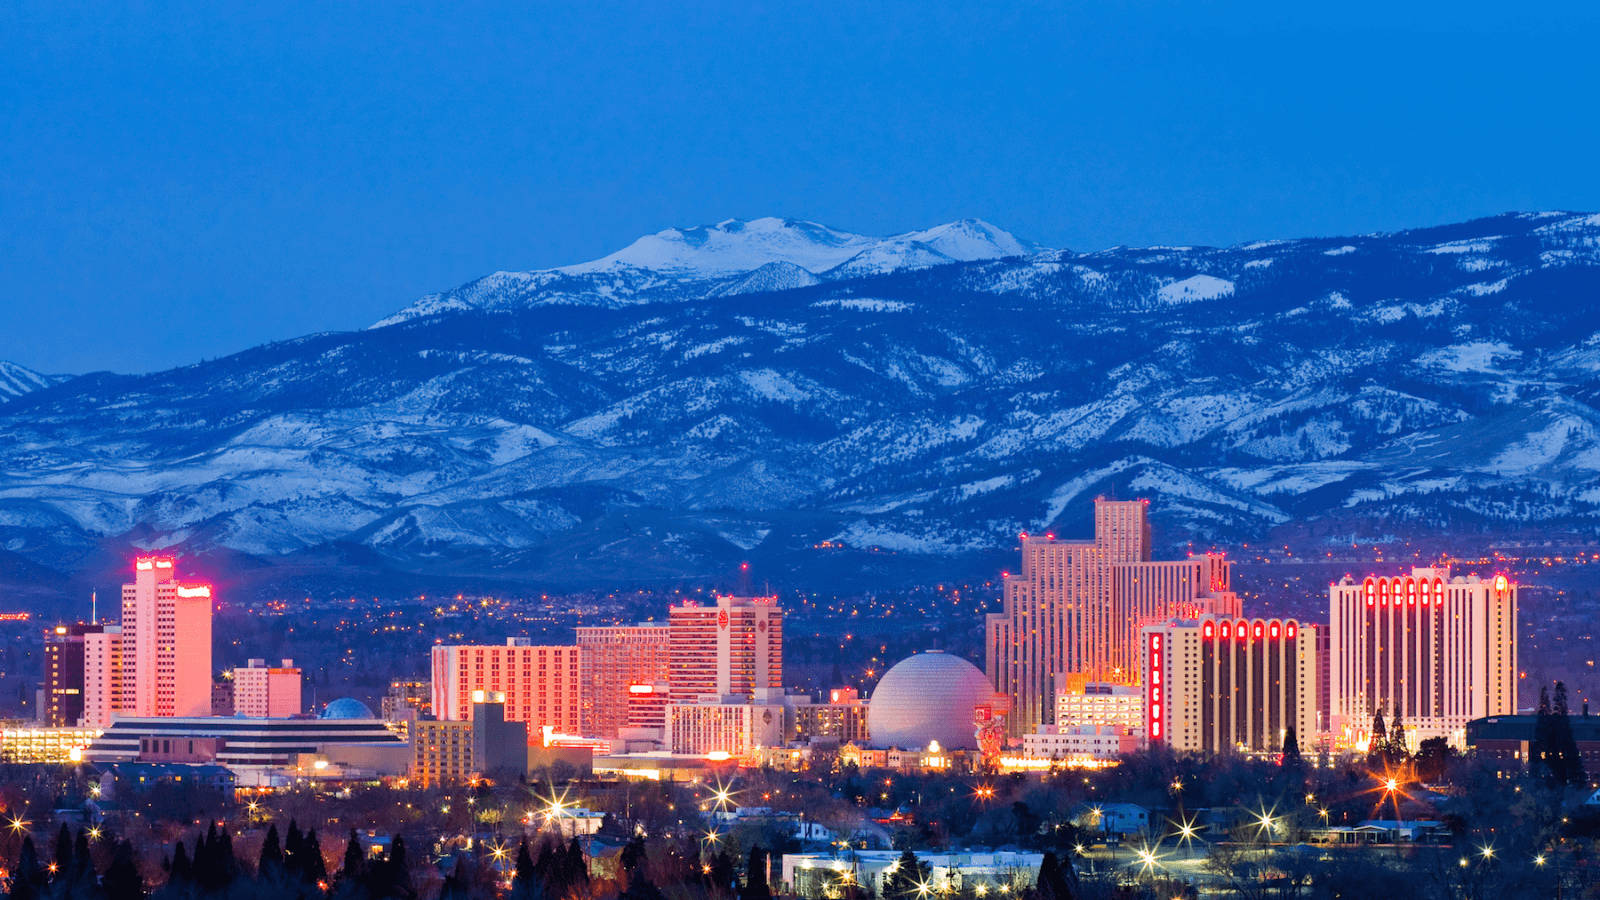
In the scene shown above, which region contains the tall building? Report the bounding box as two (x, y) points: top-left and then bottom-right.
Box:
(119, 556), (213, 718)
(232, 659), (302, 717)
(1141, 617), (1318, 754)
(430, 639), (581, 735)
(575, 624), (670, 738)
(82, 625), (124, 730)
(381, 680), (432, 722)
(1329, 567), (1518, 744)
(43, 624), (102, 727)
(668, 595), (782, 700)
(409, 693), (529, 786)
(985, 499), (1240, 734)
(667, 692), (788, 756)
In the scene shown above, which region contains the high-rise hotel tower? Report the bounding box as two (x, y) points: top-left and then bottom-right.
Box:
(985, 499), (1241, 734)
(83, 556), (214, 727)
(1329, 566), (1517, 744)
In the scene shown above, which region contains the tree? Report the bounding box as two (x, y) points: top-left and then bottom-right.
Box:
(102, 840), (144, 900)
(881, 849), (931, 900)
(1387, 704), (1408, 763)
(9, 836), (44, 900)
(1282, 728), (1304, 770)
(1036, 851), (1077, 900)
(1552, 681), (1586, 786)
(511, 840), (537, 900)
(1367, 710), (1389, 767)
(259, 823), (285, 879)
(741, 846), (772, 900)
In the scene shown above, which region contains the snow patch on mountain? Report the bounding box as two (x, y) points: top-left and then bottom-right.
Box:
(1157, 275), (1235, 304)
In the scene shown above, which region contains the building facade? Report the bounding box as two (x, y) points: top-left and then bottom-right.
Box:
(668, 595), (782, 701)
(430, 639), (581, 735)
(791, 687), (871, 745)
(118, 556), (214, 719)
(1022, 724), (1141, 761)
(1329, 567), (1518, 744)
(985, 499), (1241, 734)
(82, 625), (124, 730)
(1055, 682), (1144, 735)
(668, 693), (788, 756)
(1141, 617), (1318, 754)
(42, 624), (101, 727)
(575, 624), (671, 738)
(232, 659), (303, 717)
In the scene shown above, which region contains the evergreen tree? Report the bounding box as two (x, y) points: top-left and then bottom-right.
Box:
(1388, 703), (1408, 764)
(9, 836), (44, 900)
(259, 823), (285, 879)
(50, 824), (73, 884)
(302, 828), (328, 888)
(169, 842), (191, 887)
(102, 840), (144, 900)
(708, 849), (738, 896)
(741, 846), (771, 900)
(511, 840), (537, 900)
(1534, 685), (1558, 783)
(1036, 851), (1076, 900)
(565, 837), (589, 892)
(881, 850), (931, 900)
(1553, 681), (1586, 785)
(1282, 728), (1303, 768)
(1367, 710), (1389, 766)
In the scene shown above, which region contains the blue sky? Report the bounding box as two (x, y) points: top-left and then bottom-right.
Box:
(4, 2), (1599, 374)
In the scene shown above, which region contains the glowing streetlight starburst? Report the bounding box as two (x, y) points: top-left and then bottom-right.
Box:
(1169, 812), (1201, 850)
(8, 815), (30, 834)
(1133, 842), (1165, 874)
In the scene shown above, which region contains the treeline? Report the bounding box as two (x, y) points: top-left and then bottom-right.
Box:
(4, 825), (1081, 900)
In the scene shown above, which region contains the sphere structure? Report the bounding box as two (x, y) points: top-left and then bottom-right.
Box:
(320, 697), (376, 719)
(866, 650), (993, 750)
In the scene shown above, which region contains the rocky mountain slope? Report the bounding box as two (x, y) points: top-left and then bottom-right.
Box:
(4, 211), (1599, 595)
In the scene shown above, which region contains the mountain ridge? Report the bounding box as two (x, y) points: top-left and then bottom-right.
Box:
(4, 209), (1600, 600)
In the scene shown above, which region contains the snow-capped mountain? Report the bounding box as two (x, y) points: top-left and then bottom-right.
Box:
(5, 211), (1600, 595)
(0, 361), (68, 403)
(372, 217), (1036, 326)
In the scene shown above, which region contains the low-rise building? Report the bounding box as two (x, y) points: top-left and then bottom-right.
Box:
(1023, 724), (1140, 760)
(1466, 713), (1600, 775)
(781, 850), (1042, 897)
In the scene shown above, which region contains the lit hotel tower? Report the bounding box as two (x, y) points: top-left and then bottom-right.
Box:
(120, 556), (214, 718)
(985, 499), (1241, 735)
(668, 595), (782, 700)
(1329, 566), (1517, 743)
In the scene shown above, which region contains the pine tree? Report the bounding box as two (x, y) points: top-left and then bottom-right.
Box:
(51, 824), (73, 884)
(169, 841), (192, 887)
(1553, 681), (1586, 785)
(741, 846), (771, 900)
(1282, 728), (1303, 768)
(1367, 710), (1389, 766)
(1534, 685), (1558, 783)
(102, 840), (144, 900)
(302, 828), (328, 887)
(1388, 704), (1409, 765)
(565, 837), (589, 892)
(511, 840), (537, 900)
(259, 823), (285, 879)
(881, 850), (930, 900)
(1036, 851), (1076, 900)
(10, 836), (44, 900)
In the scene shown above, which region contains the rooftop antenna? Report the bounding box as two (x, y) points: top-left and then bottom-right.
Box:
(738, 561), (752, 596)
(91, 590), (97, 625)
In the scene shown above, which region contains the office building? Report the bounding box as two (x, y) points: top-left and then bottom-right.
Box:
(431, 639), (581, 735)
(668, 595), (782, 701)
(232, 659), (303, 717)
(985, 499), (1240, 734)
(1141, 617), (1318, 754)
(1329, 567), (1518, 744)
(575, 624), (671, 738)
(42, 624), (101, 727)
(119, 556), (214, 718)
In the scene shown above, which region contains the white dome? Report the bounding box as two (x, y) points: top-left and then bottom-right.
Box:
(866, 651), (994, 750)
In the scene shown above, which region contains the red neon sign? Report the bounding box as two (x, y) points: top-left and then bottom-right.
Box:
(1147, 633), (1164, 744)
